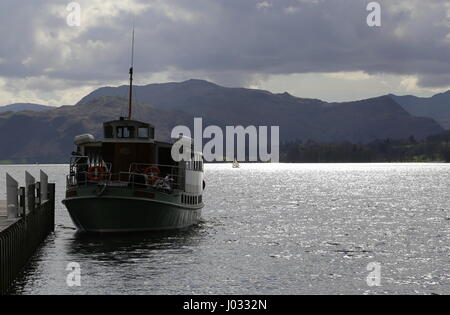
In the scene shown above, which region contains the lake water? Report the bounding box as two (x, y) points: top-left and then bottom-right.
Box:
(0, 163), (449, 295)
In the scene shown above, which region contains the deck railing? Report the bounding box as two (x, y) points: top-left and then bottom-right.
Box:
(66, 163), (185, 192)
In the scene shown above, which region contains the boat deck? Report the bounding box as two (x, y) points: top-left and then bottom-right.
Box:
(0, 200), (19, 233)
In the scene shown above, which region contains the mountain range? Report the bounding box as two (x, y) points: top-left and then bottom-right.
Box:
(390, 91), (450, 129)
(0, 103), (53, 113)
(0, 79), (448, 163)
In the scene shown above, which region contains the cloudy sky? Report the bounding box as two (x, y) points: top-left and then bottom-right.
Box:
(0, 0), (449, 106)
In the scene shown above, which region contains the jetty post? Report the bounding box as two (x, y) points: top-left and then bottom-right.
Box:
(0, 171), (55, 295)
(6, 174), (19, 219)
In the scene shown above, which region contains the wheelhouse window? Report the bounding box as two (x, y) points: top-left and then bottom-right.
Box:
(117, 126), (135, 139)
(138, 127), (149, 139)
(104, 125), (113, 138)
(149, 127), (155, 139)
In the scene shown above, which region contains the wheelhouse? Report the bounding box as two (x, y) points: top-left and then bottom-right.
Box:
(75, 118), (176, 175)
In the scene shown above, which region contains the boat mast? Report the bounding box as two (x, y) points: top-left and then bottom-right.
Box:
(128, 25), (135, 120)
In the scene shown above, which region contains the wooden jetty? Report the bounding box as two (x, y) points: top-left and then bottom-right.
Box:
(0, 171), (55, 295)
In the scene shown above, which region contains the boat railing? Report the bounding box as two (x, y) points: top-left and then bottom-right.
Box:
(66, 164), (185, 192)
(130, 161), (203, 173)
(129, 162), (185, 175)
(69, 156), (112, 175)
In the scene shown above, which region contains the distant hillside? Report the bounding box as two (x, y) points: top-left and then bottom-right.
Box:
(0, 97), (194, 163)
(80, 79), (442, 142)
(0, 80), (444, 163)
(0, 103), (54, 113)
(390, 91), (450, 128)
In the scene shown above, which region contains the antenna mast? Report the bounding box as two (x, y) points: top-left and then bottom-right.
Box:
(128, 25), (135, 120)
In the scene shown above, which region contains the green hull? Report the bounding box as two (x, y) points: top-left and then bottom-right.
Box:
(62, 187), (203, 233)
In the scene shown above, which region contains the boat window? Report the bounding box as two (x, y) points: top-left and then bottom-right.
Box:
(138, 127), (149, 139)
(149, 127), (155, 139)
(104, 125), (113, 138)
(117, 126), (135, 138)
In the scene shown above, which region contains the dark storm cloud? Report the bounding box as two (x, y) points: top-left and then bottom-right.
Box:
(418, 74), (450, 89)
(0, 0), (449, 89)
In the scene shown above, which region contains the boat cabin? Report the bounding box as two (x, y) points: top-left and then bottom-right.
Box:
(74, 118), (176, 175)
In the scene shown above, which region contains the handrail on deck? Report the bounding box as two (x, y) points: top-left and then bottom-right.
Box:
(129, 162), (183, 172)
(70, 156), (112, 172)
(66, 167), (184, 191)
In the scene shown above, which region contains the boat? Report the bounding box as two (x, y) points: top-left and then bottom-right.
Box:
(232, 158), (240, 168)
(62, 29), (205, 233)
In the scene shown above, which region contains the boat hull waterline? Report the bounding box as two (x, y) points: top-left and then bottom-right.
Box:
(63, 190), (202, 233)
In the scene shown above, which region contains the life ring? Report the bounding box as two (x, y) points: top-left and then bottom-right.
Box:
(143, 166), (161, 183)
(87, 166), (106, 182)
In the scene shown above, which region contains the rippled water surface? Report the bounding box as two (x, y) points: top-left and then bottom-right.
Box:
(0, 163), (449, 295)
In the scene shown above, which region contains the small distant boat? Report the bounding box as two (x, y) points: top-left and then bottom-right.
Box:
(232, 158), (240, 168)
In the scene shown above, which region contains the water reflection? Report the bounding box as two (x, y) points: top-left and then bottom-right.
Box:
(66, 223), (208, 259)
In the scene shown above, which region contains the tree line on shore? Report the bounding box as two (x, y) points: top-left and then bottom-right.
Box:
(279, 131), (450, 163)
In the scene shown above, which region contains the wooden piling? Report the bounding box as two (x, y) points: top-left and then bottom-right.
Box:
(0, 172), (55, 295)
